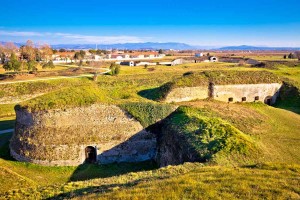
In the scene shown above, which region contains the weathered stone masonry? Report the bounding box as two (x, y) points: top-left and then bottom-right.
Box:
(10, 104), (156, 166)
(164, 83), (282, 104)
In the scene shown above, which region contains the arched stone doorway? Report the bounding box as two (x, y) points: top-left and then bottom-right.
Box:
(264, 96), (272, 105)
(85, 146), (97, 163)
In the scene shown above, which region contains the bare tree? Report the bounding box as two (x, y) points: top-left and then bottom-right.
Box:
(20, 40), (36, 61)
(4, 42), (18, 54)
(294, 51), (300, 60)
(40, 44), (53, 62)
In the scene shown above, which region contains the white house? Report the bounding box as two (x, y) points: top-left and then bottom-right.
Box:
(135, 61), (157, 66)
(93, 55), (102, 61)
(124, 54), (130, 59)
(120, 61), (135, 66)
(195, 53), (204, 57)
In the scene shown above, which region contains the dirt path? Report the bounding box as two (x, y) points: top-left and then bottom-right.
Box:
(0, 67), (111, 85)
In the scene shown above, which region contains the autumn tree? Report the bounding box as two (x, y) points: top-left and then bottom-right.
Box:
(0, 44), (6, 64)
(20, 40), (36, 61)
(4, 42), (18, 54)
(3, 53), (21, 71)
(74, 50), (86, 65)
(40, 44), (53, 62)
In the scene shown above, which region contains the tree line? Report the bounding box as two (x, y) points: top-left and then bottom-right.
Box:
(0, 40), (54, 72)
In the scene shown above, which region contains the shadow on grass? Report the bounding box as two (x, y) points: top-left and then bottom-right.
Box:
(46, 178), (148, 200)
(69, 160), (157, 182)
(0, 118), (15, 161)
(42, 161), (158, 199)
(273, 102), (300, 115)
(0, 119), (15, 131)
(0, 132), (15, 161)
(138, 87), (161, 101)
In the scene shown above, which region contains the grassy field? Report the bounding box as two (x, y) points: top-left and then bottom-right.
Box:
(0, 64), (71, 74)
(0, 60), (300, 199)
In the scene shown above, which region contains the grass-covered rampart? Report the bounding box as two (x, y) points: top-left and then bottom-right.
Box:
(158, 106), (259, 166)
(154, 70), (282, 101)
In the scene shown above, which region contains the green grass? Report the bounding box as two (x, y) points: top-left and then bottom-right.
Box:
(160, 106), (260, 165)
(0, 77), (92, 98)
(2, 162), (299, 199)
(178, 101), (300, 164)
(20, 85), (110, 111)
(119, 102), (176, 127)
(0, 61), (300, 199)
(0, 104), (16, 118)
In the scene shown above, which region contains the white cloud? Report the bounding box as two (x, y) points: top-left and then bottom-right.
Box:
(53, 33), (144, 44)
(0, 30), (43, 37)
(0, 29), (145, 44)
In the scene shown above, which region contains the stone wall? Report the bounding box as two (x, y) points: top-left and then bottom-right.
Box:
(163, 83), (282, 104)
(213, 83), (282, 104)
(164, 86), (209, 103)
(10, 104), (156, 166)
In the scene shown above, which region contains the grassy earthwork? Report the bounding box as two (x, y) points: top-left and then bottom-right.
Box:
(0, 61), (300, 199)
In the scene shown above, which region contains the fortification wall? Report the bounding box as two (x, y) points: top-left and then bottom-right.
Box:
(164, 86), (209, 103)
(163, 83), (282, 104)
(10, 104), (156, 166)
(213, 83), (282, 104)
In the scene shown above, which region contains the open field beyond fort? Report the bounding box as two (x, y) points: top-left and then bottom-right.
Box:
(0, 59), (300, 199)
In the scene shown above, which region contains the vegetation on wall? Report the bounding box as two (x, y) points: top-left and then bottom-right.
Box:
(119, 102), (176, 127)
(19, 85), (109, 111)
(275, 80), (300, 113)
(154, 70), (282, 101)
(162, 106), (259, 165)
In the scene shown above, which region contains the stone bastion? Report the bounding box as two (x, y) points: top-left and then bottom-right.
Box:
(10, 104), (156, 166)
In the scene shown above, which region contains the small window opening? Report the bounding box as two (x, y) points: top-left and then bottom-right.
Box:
(255, 96), (259, 101)
(85, 146), (97, 163)
(228, 97), (233, 102)
(242, 97), (247, 102)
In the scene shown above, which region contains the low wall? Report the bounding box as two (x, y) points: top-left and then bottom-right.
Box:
(10, 104), (156, 166)
(164, 86), (209, 103)
(163, 83), (282, 104)
(213, 83), (282, 104)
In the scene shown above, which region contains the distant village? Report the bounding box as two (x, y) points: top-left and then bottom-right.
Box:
(50, 49), (220, 67)
(1, 40), (299, 72)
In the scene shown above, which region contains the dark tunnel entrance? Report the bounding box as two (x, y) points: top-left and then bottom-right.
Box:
(264, 96), (272, 105)
(85, 146), (97, 163)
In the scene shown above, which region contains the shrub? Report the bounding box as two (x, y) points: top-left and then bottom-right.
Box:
(109, 63), (121, 76)
(42, 61), (55, 69)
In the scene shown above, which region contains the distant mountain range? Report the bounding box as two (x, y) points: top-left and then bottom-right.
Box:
(50, 42), (197, 50)
(1, 42), (300, 51)
(217, 45), (300, 51)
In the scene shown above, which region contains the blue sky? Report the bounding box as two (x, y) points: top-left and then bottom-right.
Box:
(0, 0), (300, 46)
